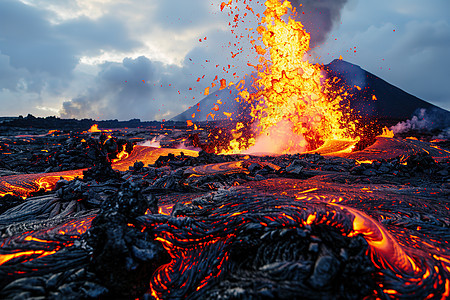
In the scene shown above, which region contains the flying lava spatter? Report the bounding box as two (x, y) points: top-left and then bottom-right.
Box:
(219, 0), (358, 154)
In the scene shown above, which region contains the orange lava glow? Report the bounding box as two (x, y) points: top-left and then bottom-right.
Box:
(158, 205), (174, 216)
(111, 146), (198, 172)
(88, 124), (101, 133)
(220, 0), (358, 154)
(36, 175), (79, 192)
(0, 172), (83, 198)
(0, 215), (95, 267)
(335, 204), (415, 275)
(111, 144), (131, 163)
(87, 124), (112, 133)
(0, 250), (57, 265)
(378, 126), (395, 138)
(0, 147), (199, 198)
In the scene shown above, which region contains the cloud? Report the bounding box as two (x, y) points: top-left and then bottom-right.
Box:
(0, 0), (145, 116)
(61, 56), (191, 120)
(59, 1), (261, 121)
(1, 0), (449, 119)
(60, 31), (257, 121)
(0, 0), (76, 76)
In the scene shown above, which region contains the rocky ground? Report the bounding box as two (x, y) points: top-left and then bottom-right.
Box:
(0, 125), (449, 299)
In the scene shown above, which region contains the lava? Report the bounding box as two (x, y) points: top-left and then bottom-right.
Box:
(0, 146), (199, 198)
(0, 142), (449, 298)
(220, 0), (358, 154)
(378, 126), (395, 138)
(0, 171), (82, 198)
(87, 124), (113, 133)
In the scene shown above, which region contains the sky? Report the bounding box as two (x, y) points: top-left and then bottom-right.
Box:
(0, 0), (449, 120)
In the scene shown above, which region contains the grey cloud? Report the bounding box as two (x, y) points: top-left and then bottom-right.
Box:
(0, 0), (146, 117)
(0, 51), (55, 95)
(60, 56), (184, 120)
(0, 53), (24, 90)
(0, 0), (77, 76)
(58, 10), (256, 122)
(319, 16), (450, 110)
(0, 0), (141, 79)
(58, 16), (142, 56)
(369, 20), (450, 109)
(59, 30), (254, 122)
(153, 0), (213, 30)
(391, 20), (450, 55)
(290, 0), (349, 46)
(392, 20), (450, 109)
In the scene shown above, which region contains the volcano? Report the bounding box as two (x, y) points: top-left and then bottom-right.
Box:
(172, 59), (450, 123)
(325, 59), (450, 121)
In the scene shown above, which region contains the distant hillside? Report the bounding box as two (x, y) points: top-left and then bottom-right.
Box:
(0, 114), (164, 130)
(325, 59), (449, 120)
(171, 79), (255, 122)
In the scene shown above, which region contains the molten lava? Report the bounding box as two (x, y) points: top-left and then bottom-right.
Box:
(111, 144), (131, 163)
(0, 146), (199, 197)
(378, 126), (395, 138)
(88, 124), (102, 133)
(220, 0), (357, 154)
(87, 124), (112, 133)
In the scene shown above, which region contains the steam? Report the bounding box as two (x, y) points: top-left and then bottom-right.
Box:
(390, 108), (450, 138)
(290, 0), (350, 46)
(245, 120), (308, 155)
(138, 135), (164, 148)
(59, 56), (190, 121)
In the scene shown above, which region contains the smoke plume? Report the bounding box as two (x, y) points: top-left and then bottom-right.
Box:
(290, 0), (350, 46)
(390, 108), (450, 138)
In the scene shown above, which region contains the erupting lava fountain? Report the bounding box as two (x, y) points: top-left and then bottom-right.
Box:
(214, 0), (359, 155)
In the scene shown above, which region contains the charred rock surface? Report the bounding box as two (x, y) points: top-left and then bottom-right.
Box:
(84, 182), (167, 298)
(349, 151), (450, 187)
(0, 194), (24, 215)
(0, 133), (132, 174)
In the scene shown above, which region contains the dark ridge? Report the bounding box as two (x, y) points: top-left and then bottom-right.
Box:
(0, 114), (165, 130)
(325, 59), (450, 120)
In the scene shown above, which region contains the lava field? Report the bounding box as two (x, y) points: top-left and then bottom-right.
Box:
(0, 124), (449, 299)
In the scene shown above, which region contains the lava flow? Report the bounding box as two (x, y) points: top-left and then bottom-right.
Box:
(0, 146), (199, 198)
(0, 138), (449, 298)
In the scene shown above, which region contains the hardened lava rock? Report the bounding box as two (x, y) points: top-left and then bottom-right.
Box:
(84, 182), (167, 298)
(191, 224), (375, 300)
(144, 190), (377, 300)
(0, 194), (24, 214)
(0, 249), (108, 300)
(82, 156), (121, 183)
